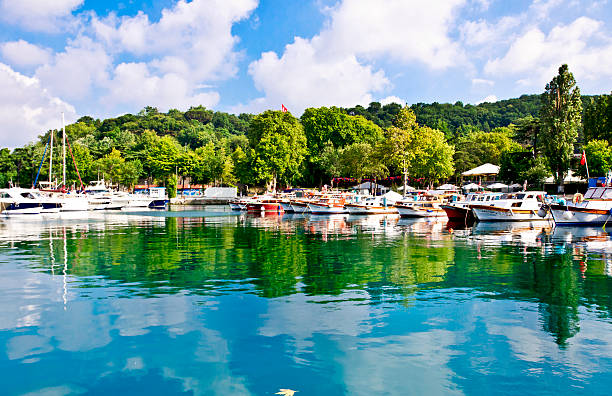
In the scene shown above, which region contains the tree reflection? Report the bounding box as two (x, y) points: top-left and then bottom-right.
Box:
(9, 216), (612, 347)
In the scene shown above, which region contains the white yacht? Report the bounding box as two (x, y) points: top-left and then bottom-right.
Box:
(471, 191), (549, 221)
(0, 188), (43, 216)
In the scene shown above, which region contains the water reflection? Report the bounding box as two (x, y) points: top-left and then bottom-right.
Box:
(1, 210), (612, 395)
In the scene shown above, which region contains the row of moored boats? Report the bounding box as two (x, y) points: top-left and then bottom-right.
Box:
(0, 180), (168, 217)
(230, 185), (612, 226)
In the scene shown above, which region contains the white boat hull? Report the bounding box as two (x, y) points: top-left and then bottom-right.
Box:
(550, 206), (612, 225)
(472, 206), (548, 222)
(308, 203), (346, 214)
(396, 206), (446, 218)
(346, 205), (398, 215)
(291, 203), (309, 213)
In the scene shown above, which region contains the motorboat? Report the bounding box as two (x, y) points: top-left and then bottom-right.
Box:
(395, 195), (447, 218)
(345, 195), (398, 215)
(308, 196), (347, 214)
(441, 192), (504, 222)
(290, 199), (310, 213)
(246, 196), (283, 212)
(545, 186), (612, 226)
(0, 188), (43, 216)
(471, 191), (549, 222)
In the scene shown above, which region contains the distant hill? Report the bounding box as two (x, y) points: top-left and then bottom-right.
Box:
(344, 94), (598, 136)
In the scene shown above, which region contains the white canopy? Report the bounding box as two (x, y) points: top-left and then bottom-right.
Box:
(382, 191), (403, 202)
(463, 183), (484, 190)
(487, 182), (509, 189)
(397, 185), (416, 191)
(437, 183), (458, 190)
(462, 163), (500, 176)
(509, 183), (522, 188)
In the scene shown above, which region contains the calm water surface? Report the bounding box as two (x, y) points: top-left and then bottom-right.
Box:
(1, 207), (611, 395)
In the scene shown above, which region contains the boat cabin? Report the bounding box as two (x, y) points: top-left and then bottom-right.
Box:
(584, 187), (612, 200)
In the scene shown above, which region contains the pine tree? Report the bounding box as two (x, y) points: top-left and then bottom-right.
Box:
(540, 64), (582, 185)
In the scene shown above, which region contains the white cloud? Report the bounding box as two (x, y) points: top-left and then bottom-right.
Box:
(34, 37), (112, 101)
(321, 0), (466, 69)
(91, 0), (257, 82)
(23, 0), (256, 116)
(0, 63), (76, 149)
(476, 94), (498, 104)
(471, 78), (494, 87)
(0, 0), (83, 32)
(245, 37), (388, 114)
(102, 62), (220, 111)
(380, 96), (406, 105)
(242, 0), (467, 114)
(1, 40), (51, 67)
(484, 17), (612, 88)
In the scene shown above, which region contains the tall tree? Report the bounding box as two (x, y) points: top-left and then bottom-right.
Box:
(409, 126), (454, 187)
(382, 107), (418, 194)
(248, 110), (307, 191)
(540, 64), (582, 185)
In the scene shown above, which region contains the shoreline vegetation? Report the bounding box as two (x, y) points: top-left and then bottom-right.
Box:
(1, 64), (611, 197)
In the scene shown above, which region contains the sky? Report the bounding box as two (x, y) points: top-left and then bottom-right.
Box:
(1, 0), (611, 148)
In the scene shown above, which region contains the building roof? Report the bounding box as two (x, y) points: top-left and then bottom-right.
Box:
(461, 163), (500, 176)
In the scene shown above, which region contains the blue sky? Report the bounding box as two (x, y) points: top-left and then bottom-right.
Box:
(1, 0), (611, 147)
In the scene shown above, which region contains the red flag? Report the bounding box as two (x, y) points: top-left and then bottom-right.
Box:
(580, 150), (586, 166)
(281, 104), (288, 113)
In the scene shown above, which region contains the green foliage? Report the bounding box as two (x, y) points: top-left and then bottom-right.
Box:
(409, 126), (454, 185)
(499, 147), (550, 185)
(339, 142), (388, 181)
(146, 135), (181, 179)
(0, 148), (16, 187)
(300, 106), (383, 153)
(540, 64), (583, 184)
(248, 110), (307, 189)
(454, 130), (520, 175)
(578, 140), (612, 178)
(2, 90), (608, 190)
(583, 94), (612, 143)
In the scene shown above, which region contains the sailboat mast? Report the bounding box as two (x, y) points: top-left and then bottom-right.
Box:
(62, 112), (66, 188)
(49, 128), (54, 186)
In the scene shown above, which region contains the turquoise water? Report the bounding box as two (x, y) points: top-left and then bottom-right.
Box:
(1, 208), (611, 395)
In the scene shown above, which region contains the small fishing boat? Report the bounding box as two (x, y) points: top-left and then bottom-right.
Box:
(246, 197), (283, 212)
(471, 191), (549, 222)
(308, 196), (347, 214)
(441, 192), (504, 223)
(345, 195), (398, 215)
(395, 195), (446, 218)
(545, 186), (612, 226)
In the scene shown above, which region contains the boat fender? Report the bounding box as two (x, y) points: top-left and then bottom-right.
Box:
(562, 210), (574, 220)
(573, 193), (583, 204)
(609, 208), (612, 216)
(537, 205), (549, 218)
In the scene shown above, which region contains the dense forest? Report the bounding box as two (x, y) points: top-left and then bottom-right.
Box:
(1, 67), (611, 195)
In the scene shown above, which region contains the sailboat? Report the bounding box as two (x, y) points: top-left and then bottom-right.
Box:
(36, 113), (89, 213)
